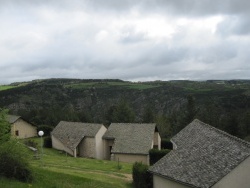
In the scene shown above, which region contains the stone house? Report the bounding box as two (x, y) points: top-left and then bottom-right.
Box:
(149, 119), (250, 188)
(51, 121), (107, 159)
(102, 123), (161, 165)
(7, 115), (37, 139)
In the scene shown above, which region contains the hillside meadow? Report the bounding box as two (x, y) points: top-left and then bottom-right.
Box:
(0, 138), (133, 188)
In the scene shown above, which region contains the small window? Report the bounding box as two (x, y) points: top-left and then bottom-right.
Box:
(15, 130), (19, 136)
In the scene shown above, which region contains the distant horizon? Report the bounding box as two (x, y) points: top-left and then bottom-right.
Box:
(1, 77), (250, 85)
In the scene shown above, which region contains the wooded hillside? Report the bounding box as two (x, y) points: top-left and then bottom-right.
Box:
(1, 79), (250, 140)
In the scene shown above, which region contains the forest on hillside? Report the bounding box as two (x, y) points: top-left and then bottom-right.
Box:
(1, 78), (250, 141)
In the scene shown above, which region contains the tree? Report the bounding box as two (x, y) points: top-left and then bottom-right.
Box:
(142, 106), (155, 123)
(155, 115), (171, 138)
(177, 95), (198, 133)
(0, 108), (33, 182)
(197, 100), (221, 127)
(106, 99), (135, 123)
(0, 108), (10, 144)
(184, 95), (198, 124)
(221, 112), (239, 137)
(239, 111), (250, 139)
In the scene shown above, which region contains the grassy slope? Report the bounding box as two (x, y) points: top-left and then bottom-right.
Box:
(0, 85), (16, 91)
(0, 141), (133, 188)
(65, 81), (160, 90)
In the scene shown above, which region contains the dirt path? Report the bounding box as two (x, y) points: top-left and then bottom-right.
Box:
(42, 163), (132, 182)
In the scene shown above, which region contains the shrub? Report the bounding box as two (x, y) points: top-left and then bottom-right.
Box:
(0, 140), (33, 182)
(149, 149), (170, 165)
(43, 136), (52, 148)
(161, 138), (173, 149)
(24, 139), (38, 148)
(132, 162), (152, 188)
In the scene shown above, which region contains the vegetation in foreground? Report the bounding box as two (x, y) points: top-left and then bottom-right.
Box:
(0, 138), (133, 188)
(0, 109), (33, 183)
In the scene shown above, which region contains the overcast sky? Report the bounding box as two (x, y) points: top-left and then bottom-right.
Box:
(0, 0), (250, 84)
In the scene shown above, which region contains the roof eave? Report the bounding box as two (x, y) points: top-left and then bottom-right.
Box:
(112, 152), (148, 155)
(148, 171), (200, 188)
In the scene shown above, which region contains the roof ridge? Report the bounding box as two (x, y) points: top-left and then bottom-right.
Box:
(59, 120), (103, 125)
(194, 119), (250, 148)
(110, 122), (156, 125)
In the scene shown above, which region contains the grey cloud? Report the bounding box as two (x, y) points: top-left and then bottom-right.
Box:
(217, 15), (250, 36)
(81, 0), (250, 17)
(1, 0), (250, 16)
(137, 45), (189, 66)
(118, 26), (149, 44)
(119, 32), (149, 44)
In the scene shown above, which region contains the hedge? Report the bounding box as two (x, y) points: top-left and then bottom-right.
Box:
(161, 138), (173, 149)
(43, 137), (52, 148)
(149, 149), (170, 165)
(132, 162), (152, 188)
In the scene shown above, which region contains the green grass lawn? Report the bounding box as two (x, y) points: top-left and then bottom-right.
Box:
(65, 81), (159, 90)
(0, 140), (133, 188)
(0, 85), (16, 91)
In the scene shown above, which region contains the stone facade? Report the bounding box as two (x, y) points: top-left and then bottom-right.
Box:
(113, 153), (149, 164)
(51, 135), (74, 156)
(212, 156), (250, 188)
(78, 137), (95, 158)
(11, 118), (37, 139)
(153, 175), (192, 188)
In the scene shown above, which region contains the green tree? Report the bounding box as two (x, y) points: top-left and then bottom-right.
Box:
(0, 108), (11, 144)
(221, 112), (239, 137)
(155, 115), (171, 138)
(239, 111), (250, 139)
(106, 100), (135, 123)
(197, 100), (221, 127)
(177, 95), (198, 133)
(142, 106), (155, 123)
(0, 108), (33, 182)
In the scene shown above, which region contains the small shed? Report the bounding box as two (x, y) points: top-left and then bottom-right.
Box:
(51, 121), (107, 159)
(103, 123), (161, 165)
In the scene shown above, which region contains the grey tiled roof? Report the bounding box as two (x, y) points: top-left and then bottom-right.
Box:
(103, 123), (156, 155)
(149, 119), (250, 188)
(7, 115), (21, 124)
(51, 121), (103, 151)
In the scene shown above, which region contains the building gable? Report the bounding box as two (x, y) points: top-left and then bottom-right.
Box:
(149, 119), (250, 188)
(103, 123), (158, 155)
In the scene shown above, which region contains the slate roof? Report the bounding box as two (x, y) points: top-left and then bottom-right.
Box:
(7, 115), (21, 124)
(51, 121), (104, 151)
(103, 123), (156, 155)
(149, 119), (250, 188)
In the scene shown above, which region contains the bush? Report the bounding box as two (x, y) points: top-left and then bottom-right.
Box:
(132, 162), (152, 188)
(161, 138), (173, 149)
(0, 140), (33, 182)
(24, 139), (38, 148)
(149, 149), (170, 165)
(43, 137), (52, 148)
